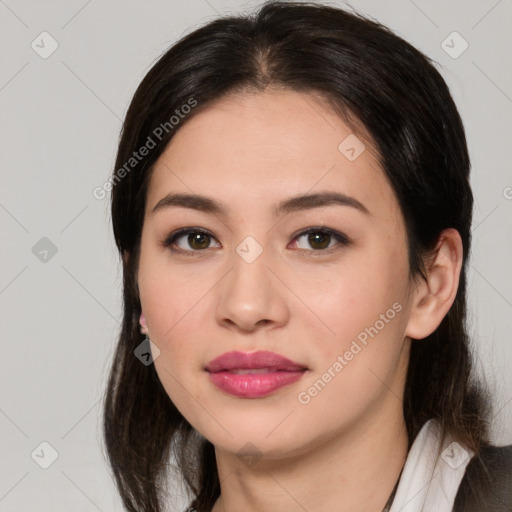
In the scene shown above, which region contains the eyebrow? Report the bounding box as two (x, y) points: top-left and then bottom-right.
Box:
(151, 191), (370, 217)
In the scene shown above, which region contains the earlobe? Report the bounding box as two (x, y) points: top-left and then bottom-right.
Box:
(404, 228), (463, 341)
(140, 312), (149, 335)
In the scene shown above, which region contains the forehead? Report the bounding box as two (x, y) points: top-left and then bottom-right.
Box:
(146, 89), (400, 224)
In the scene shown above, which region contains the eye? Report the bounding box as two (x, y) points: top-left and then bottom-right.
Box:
(162, 227), (220, 254)
(290, 227), (350, 254)
(161, 226), (350, 256)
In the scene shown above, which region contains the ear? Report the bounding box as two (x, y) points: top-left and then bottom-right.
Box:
(404, 228), (463, 341)
(123, 250), (144, 327)
(139, 312), (149, 335)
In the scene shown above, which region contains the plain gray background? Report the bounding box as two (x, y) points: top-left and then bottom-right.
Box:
(1, 0), (511, 510)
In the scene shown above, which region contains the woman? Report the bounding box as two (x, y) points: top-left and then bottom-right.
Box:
(102, 2), (512, 511)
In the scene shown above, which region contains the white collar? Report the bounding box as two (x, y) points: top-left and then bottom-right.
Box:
(389, 418), (474, 512)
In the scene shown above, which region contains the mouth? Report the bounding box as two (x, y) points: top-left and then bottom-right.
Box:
(205, 351), (308, 398)
(219, 368), (305, 374)
(205, 350), (308, 373)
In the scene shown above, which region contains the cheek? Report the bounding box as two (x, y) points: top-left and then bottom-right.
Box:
(138, 244), (212, 344)
(140, 270), (207, 410)
(296, 274), (408, 424)
(297, 248), (407, 348)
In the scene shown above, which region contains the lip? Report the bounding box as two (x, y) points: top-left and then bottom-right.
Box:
(205, 350), (308, 398)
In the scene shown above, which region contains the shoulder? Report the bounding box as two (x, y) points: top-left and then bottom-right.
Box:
(453, 443), (512, 512)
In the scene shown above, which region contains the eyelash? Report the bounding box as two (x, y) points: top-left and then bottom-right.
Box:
(161, 226), (350, 257)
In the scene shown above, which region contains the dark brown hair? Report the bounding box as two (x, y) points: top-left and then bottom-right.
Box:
(102, 2), (494, 511)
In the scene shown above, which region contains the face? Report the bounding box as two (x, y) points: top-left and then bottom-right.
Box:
(137, 89), (416, 460)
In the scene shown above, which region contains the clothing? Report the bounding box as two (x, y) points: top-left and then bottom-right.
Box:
(453, 442), (512, 512)
(388, 418), (475, 511)
(184, 418), (512, 511)
(387, 418), (512, 512)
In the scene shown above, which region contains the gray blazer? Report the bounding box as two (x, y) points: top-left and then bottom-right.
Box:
(453, 443), (512, 512)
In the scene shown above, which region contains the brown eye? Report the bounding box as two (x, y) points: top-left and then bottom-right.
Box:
(293, 228), (349, 252)
(187, 232), (211, 250)
(163, 228), (219, 253)
(306, 232), (331, 250)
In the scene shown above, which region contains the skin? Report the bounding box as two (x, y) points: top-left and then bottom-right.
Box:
(135, 89), (463, 512)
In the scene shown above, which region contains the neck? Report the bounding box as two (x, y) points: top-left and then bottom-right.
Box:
(211, 400), (409, 512)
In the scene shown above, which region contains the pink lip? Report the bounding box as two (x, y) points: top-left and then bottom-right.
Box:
(205, 350), (308, 398)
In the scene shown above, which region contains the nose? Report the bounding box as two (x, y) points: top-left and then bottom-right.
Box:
(215, 251), (290, 333)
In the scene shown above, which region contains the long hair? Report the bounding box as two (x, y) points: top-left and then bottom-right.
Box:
(102, 2), (494, 511)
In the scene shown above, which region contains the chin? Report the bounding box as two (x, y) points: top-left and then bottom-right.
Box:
(202, 417), (312, 458)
